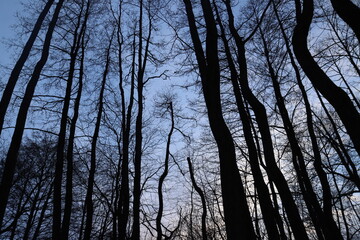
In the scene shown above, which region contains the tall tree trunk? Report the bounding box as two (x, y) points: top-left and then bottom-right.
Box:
(272, 2), (341, 236)
(62, 2), (90, 238)
(113, 2), (124, 238)
(292, 0), (360, 156)
(53, 2), (89, 237)
(0, 0), (65, 229)
(131, 1), (151, 238)
(0, 0), (54, 136)
(259, 24), (343, 240)
(183, 0), (256, 238)
(83, 34), (112, 240)
(156, 101), (174, 240)
(223, 1), (309, 239)
(118, 26), (137, 240)
(214, 3), (282, 238)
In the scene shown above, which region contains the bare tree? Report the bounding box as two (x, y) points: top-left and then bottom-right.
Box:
(0, 0), (54, 136)
(292, 0), (360, 156)
(0, 0), (65, 229)
(182, 0), (256, 238)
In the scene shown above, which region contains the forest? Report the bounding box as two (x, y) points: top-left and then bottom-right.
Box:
(0, 0), (359, 239)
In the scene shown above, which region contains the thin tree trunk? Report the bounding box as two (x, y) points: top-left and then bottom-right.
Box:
(0, 0), (54, 136)
(272, 0), (336, 226)
(0, 0), (65, 229)
(62, 2), (90, 238)
(214, 3), (281, 238)
(23, 172), (47, 240)
(118, 27), (137, 240)
(259, 23), (343, 240)
(9, 179), (29, 239)
(114, 2), (124, 238)
(328, 160), (350, 240)
(131, 1), (152, 238)
(187, 157), (208, 240)
(314, 91), (360, 190)
(156, 101), (175, 240)
(83, 34), (112, 240)
(223, 1), (309, 239)
(32, 182), (52, 240)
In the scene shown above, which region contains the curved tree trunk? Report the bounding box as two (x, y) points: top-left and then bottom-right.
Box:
(214, 3), (282, 238)
(187, 157), (208, 240)
(330, 0), (360, 42)
(183, 0), (256, 239)
(292, 0), (360, 156)
(272, 0), (335, 224)
(156, 102), (174, 240)
(223, 1), (309, 239)
(259, 24), (343, 240)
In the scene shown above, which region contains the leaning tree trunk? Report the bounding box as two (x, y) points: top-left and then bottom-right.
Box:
(223, 1), (309, 239)
(330, 0), (360, 42)
(62, 17), (88, 238)
(187, 157), (208, 240)
(259, 24), (343, 240)
(0, 0), (65, 229)
(292, 0), (360, 156)
(183, 0), (256, 239)
(214, 3), (282, 238)
(53, 1), (90, 238)
(272, 2), (341, 237)
(0, 0), (54, 136)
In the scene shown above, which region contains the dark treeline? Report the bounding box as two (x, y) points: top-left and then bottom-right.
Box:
(0, 0), (359, 239)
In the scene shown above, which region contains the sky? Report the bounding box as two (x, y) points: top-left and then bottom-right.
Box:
(0, 0), (21, 67)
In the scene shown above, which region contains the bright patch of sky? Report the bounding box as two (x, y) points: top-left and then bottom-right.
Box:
(0, 0), (21, 67)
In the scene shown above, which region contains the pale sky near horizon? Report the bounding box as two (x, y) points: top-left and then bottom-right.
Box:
(0, 0), (21, 66)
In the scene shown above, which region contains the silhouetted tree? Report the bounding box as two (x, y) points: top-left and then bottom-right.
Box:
(0, 0), (65, 229)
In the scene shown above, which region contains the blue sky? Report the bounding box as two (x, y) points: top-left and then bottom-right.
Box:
(0, 0), (21, 66)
